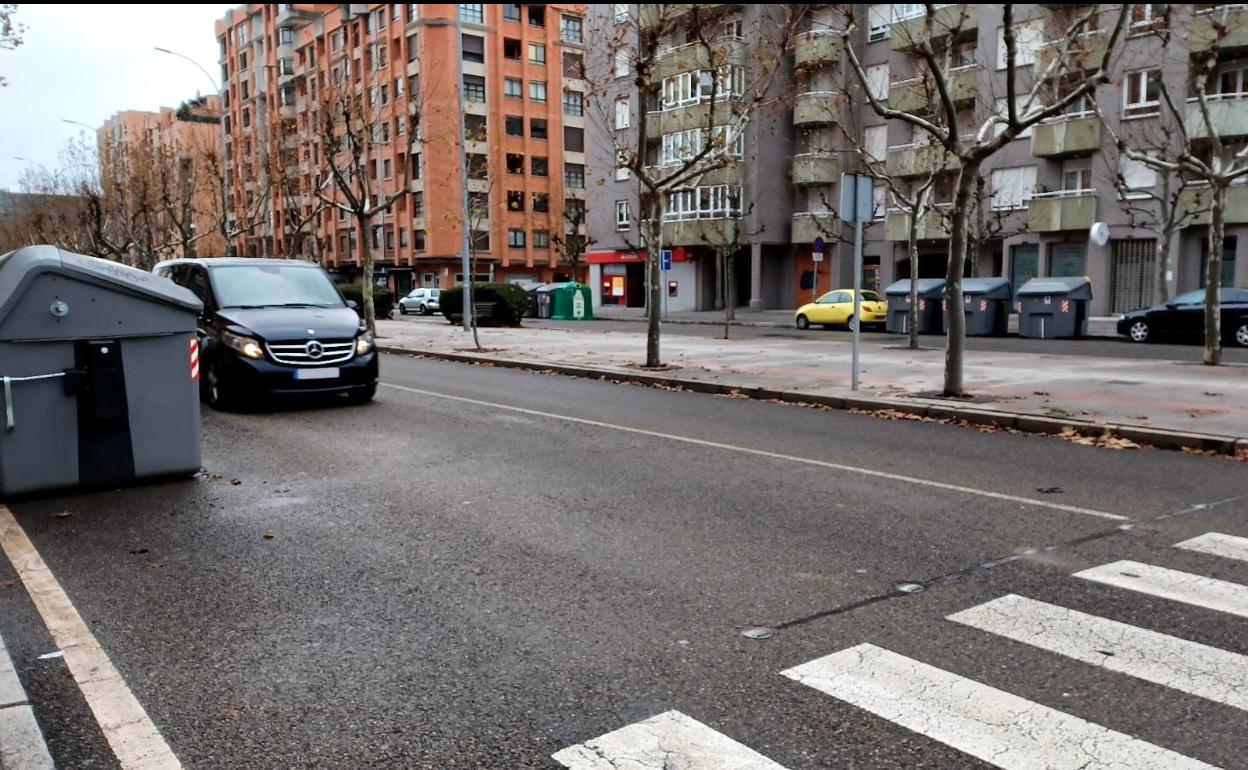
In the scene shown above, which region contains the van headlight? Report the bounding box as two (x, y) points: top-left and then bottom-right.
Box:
(355, 333), (374, 355)
(223, 330), (264, 360)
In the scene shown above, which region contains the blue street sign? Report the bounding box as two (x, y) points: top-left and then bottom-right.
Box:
(813, 237), (825, 253)
(660, 249), (672, 271)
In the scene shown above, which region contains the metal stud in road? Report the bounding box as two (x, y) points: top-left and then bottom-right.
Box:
(840, 173), (874, 391)
(740, 626), (775, 640)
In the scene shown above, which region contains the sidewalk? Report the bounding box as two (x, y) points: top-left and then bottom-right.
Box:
(592, 306), (1122, 337)
(376, 319), (1248, 453)
(0, 631), (54, 770)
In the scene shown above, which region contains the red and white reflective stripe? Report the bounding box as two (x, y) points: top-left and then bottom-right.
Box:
(1061, 299), (1071, 314)
(189, 338), (200, 381)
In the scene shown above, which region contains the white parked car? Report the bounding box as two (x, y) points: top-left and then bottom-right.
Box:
(398, 287), (440, 315)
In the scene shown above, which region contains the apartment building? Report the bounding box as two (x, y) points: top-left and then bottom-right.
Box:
(216, 3), (588, 296)
(588, 4), (1248, 317)
(96, 96), (227, 259)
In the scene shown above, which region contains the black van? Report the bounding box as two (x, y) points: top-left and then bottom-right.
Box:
(154, 258), (378, 409)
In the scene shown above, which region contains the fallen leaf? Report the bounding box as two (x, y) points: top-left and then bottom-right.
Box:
(52, 511), (73, 519)
(128, 547), (149, 555)
(229, 479), (242, 486)
(1036, 486), (1064, 494)
(0, 580), (15, 591)
(262, 531), (276, 540)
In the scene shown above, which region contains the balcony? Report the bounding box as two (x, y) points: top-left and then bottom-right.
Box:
(1031, 112), (1102, 158)
(638, 4), (734, 29)
(662, 217), (740, 247)
(791, 212), (839, 244)
(644, 100), (737, 139)
(884, 142), (959, 178)
(793, 91), (839, 127)
(890, 5), (978, 51)
(794, 30), (841, 70)
(889, 65), (978, 114)
(1033, 32), (1109, 79)
(1178, 183), (1248, 225)
(1027, 189), (1097, 232)
(653, 37), (747, 81)
(1183, 94), (1248, 141)
(885, 207), (951, 241)
(1189, 5), (1248, 53)
(275, 4), (320, 28)
(791, 153), (840, 186)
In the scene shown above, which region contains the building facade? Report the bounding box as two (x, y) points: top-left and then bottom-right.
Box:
(216, 3), (587, 295)
(587, 4), (1248, 317)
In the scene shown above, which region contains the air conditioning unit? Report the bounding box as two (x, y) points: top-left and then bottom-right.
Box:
(868, 25), (890, 42)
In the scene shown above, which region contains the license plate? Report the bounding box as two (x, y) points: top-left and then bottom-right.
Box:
(294, 367), (340, 380)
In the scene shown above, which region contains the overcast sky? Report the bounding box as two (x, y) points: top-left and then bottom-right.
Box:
(1, 4), (233, 190)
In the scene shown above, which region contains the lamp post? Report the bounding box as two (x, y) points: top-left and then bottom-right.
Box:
(154, 45), (234, 255)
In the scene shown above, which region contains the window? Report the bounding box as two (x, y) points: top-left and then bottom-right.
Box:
(374, 7), (387, 30)
(504, 38), (521, 60)
(279, 27), (294, 45)
(532, 193), (550, 213)
(1130, 4), (1167, 30)
(242, 107), (250, 128)
(459, 4), (483, 24)
(1217, 64), (1248, 97)
(1061, 159), (1093, 192)
(463, 74), (486, 102)
(563, 51), (584, 79)
(565, 164), (585, 188)
(989, 166), (1038, 210)
(468, 191), (489, 215)
(528, 6), (545, 27)
(664, 185), (741, 221)
(615, 200), (631, 230)
(505, 77), (523, 99)
(533, 229), (550, 249)
(506, 115), (524, 136)
(615, 96), (631, 129)
(396, 115), (406, 135)
(407, 34), (418, 62)
(720, 18), (743, 38)
(380, 84), (389, 104)
(503, 4), (520, 22)
(396, 76), (404, 97)
(386, 229), (395, 251)
(399, 228), (408, 248)
(529, 42), (546, 64)
(995, 19), (1046, 69)
(331, 30), (342, 52)
(892, 4), (929, 22)
(381, 158), (392, 178)
(864, 125), (888, 162)
(241, 80), (249, 99)
(616, 164), (630, 181)
(867, 5), (891, 41)
(866, 63), (889, 101)
(412, 192), (424, 219)
(532, 156), (549, 176)
(529, 80), (547, 102)
(561, 15), (583, 44)
(507, 191), (526, 211)
(372, 225), (383, 249)
(411, 152), (422, 178)
(615, 4), (630, 23)
(1124, 69), (1161, 117)
(530, 118), (548, 139)
(614, 48), (630, 78)
(508, 229), (527, 248)
(873, 182), (887, 220)
(563, 90), (584, 116)
(506, 153), (525, 174)
(1050, 244), (1087, 277)
(462, 34), (484, 64)
(564, 126), (584, 152)
(239, 50), (248, 70)
(1120, 156), (1157, 199)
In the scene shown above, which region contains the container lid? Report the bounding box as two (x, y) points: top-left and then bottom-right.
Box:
(884, 278), (946, 296)
(1017, 275), (1092, 298)
(960, 277), (1013, 297)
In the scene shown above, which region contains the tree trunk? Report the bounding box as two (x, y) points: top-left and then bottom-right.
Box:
(645, 199), (664, 367)
(714, 249), (725, 311)
(357, 212), (377, 335)
(908, 211), (921, 351)
(1204, 183), (1225, 366)
(943, 161), (980, 397)
(1154, 174), (1173, 305)
(724, 251), (733, 340)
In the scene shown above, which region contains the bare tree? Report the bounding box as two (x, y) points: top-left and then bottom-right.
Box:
(551, 196), (592, 284)
(267, 114), (327, 261)
(843, 3), (1129, 395)
(1112, 5), (1248, 364)
(0, 4), (23, 87)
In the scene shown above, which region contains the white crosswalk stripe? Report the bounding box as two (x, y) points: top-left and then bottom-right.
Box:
(782, 643), (1218, 770)
(1074, 560), (1248, 619)
(552, 710), (789, 770)
(948, 593), (1248, 712)
(1175, 532), (1248, 564)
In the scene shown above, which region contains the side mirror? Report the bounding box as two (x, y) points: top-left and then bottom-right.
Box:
(346, 299), (359, 310)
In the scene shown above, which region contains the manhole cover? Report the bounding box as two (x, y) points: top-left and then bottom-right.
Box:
(740, 627), (775, 640)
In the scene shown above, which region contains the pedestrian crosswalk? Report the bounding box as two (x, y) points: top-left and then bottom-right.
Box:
(552, 531), (1248, 769)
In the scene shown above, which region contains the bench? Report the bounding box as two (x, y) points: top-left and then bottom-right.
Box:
(448, 302), (496, 324)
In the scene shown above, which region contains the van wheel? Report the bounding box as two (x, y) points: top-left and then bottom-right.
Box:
(348, 385), (377, 404)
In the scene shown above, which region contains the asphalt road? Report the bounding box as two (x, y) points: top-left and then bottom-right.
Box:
(2, 353), (1246, 768)
(397, 314), (1248, 363)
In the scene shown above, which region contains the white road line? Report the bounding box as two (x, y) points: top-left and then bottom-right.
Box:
(948, 594), (1248, 711)
(552, 710), (788, 770)
(782, 643), (1217, 770)
(1175, 532), (1248, 564)
(0, 505), (182, 770)
(1075, 561), (1248, 619)
(381, 382), (1126, 520)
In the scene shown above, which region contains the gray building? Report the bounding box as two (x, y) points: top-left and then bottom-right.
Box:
(586, 4), (1248, 317)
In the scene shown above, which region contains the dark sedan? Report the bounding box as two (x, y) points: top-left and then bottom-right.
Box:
(1117, 287), (1248, 346)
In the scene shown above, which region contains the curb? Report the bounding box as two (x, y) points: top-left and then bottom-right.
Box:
(378, 344), (1245, 456)
(0, 633), (55, 770)
(587, 315), (1123, 339)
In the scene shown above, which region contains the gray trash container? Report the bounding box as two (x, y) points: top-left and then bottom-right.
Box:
(943, 277), (1013, 336)
(524, 283), (549, 318)
(536, 285), (556, 319)
(0, 245), (203, 496)
(1017, 276), (1093, 339)
(884, 279), (945, 334)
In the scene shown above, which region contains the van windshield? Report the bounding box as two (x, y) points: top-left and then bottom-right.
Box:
(211, 265), (344, 308)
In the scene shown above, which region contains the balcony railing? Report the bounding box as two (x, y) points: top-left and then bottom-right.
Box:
(1027, 188), (1097, 232)
(890, 4), (977, 51)
(794, 30), (842, 69)
(793, 91), (839, 127)
(1031, 111), (1102, 157)
(1033, 31), (1109, 79)
(1183, 92), (1248, 140)
(1189, 5), (1248, 52)
(791, 153), (841, 186)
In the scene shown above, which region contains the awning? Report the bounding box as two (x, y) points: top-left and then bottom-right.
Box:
(585, 248), (695, 264)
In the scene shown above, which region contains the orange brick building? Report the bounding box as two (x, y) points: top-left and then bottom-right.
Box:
(216, 3), (588, 295)
(97, 96), (227, 259)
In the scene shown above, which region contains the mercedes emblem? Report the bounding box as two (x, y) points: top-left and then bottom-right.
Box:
(305, 340), (324, 359)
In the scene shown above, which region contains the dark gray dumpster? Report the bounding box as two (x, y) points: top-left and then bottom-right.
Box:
(943, 277), (1013, 336)
(1017, 276), (1093, 339)
(0, 246), (203, 496)
(536, 284), (556, 319)
(523, 283), (549, 318)
(884, 279), (945, 334)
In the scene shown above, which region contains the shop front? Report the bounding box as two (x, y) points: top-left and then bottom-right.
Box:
(586, 249), (700, 312)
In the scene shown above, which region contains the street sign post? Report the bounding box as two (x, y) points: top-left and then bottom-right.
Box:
(811, 238), (825, 301)
(840, 173), (874, 391)
(660, 250), (672, 319)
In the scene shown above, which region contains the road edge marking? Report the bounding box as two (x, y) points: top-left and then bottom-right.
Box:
(0, 504), (182, 770)
(381, 382), (1127, 521)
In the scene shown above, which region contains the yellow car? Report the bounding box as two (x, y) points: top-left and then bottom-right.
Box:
(795, 289), (888, 330)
